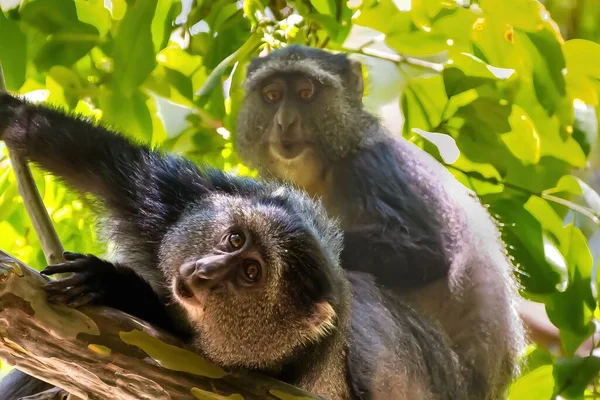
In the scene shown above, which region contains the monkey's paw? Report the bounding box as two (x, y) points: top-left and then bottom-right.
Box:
(41, 251), (115, 308)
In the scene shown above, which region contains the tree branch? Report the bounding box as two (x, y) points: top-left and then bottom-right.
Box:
(0, 63), (65, 266)
(0, 250), (321, 400)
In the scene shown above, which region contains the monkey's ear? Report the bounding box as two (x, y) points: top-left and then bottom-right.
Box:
(349, 59), (364, 100)
(304, 301), (337, 342)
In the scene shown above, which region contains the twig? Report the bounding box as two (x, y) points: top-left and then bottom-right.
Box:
(358, 47), (444, 72)
(0, 63), (64, 265)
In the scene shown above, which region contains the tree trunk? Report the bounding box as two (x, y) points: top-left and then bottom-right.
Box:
(0, 250), (321, 400)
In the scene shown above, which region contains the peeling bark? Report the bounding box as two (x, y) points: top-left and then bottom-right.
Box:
(0, 250), (320, 400)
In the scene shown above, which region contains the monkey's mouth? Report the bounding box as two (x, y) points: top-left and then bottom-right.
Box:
(270, 141), (307, 160)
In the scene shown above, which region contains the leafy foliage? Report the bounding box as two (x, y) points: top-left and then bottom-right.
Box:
(0, 0), (599, 396)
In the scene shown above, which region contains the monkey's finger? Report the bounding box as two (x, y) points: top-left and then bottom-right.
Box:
(41, 260), (88, 275)
(43, 273), (91, 291)
(63, 251), (86, 261)
(66, 292), (102, 308)
(46, 284), (95, 305)
(46, 292), (73, 305)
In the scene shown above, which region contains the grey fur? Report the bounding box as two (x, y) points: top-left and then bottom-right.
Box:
(235, 45), (526, 399)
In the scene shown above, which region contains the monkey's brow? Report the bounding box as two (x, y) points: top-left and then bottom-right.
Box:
(245, 60), (343, 91)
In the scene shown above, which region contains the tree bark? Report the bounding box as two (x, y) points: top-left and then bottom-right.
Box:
(0, 250), (321, 400)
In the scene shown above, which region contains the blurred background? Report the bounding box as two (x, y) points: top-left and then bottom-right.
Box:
(0, 0), (599, 398)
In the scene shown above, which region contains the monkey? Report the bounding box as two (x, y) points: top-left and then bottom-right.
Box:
(235, 45), (526, 399)
(0, 92), (467, 399)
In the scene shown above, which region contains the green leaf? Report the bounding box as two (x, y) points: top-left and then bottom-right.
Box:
(310, 0), (336, 16)
(508, 365), (554, 400)
(0, 11), (26, 91)
(401, 74), (447, 135)
(571, 102), (598, 156)
(195, 33), (261, 99)
(563, 39), (600, 106)
(99, 88), (154, 143)
(156, 46), (202, 77)
(74, 0), (111, 37)
(306, 13), (339, 38)
(112, 0), (159, 97)
(454, 97), (512, 134)
(501, 105), (540, 165)
(443, 53), (515, 98)
(151, 0), (177, 53)
(409, 0), (447, 32)
(524, 29), (567, 117)
(553, 356), (600, 398)
(479, 0), (548, 32)
(45, 66), (82, 108)
(492, 198), (567, 295)
(543, 175), (600, 224)
(353, 0), (411, 35)
(412, 128), (460, 164)
(386, 30), (449, 57)
(545, 224), (595, 355)
(20, 0), (101, 69)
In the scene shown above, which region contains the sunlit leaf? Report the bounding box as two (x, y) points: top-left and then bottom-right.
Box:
(112, 0), (158, 96)
(151, 0), (177, 53)
(563, 39), (600, 106)
(74, 0), (111, 37)
(545, 224), (595, 355)
(195, 33), (261, 98)
(492, 198), (567, 295)
(310, 0), (336, 16)
(401, 74), (447, 135)
(386, 30), (448, 57)
(523, 28), (567, 117)
(553, 356), (600, 398)
(156, 46), (203, 77)
(353, 0), (411, 35)
(508, 365), (554, 400)
(0, 11), (26, 91)
(412, 128), (459, 164)
(501, 105), (540, 165)
(443, 53), (515, 98)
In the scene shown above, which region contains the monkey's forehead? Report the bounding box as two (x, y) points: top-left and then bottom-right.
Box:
(244, 58), (344, 91)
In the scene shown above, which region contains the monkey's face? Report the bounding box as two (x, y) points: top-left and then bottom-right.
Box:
(159, 192), (342, 370)
(236, 51), (366, 197)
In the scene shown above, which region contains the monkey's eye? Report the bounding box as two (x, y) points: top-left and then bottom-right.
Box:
(298, 89), (313, 101)
(228, 232), (245, 249)
(296, 78), (315, 102)
(242, 260), (261, 282)
(262, 83), (282, 103)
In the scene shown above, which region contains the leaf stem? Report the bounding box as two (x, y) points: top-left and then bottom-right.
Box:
(446, 164), (600, 225)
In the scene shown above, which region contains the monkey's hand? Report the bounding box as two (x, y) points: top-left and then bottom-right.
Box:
(41, 251), (128, 308)
(41, 251), (178, 333)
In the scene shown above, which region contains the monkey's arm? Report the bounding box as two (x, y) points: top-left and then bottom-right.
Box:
(41, 251), (186, 336)
(341, 227), (448, 288)
(0, 93), (209, 237)
(333, 141), (450, 287)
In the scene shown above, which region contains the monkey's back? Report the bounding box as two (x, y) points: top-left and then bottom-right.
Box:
(385, 135), (526, 398)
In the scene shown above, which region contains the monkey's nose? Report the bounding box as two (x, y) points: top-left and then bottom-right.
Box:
(194, 254), (233, 281)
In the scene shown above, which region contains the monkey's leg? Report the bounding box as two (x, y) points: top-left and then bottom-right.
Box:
(41, 251), (182, 334)
(0, 369), (55, 400)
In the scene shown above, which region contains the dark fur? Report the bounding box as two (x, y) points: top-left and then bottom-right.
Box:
(236, 45), (526, 399)
(0, 93), (466, 399)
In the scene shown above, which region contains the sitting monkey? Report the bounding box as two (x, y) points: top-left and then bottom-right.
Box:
(236, 45), (526, 399)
